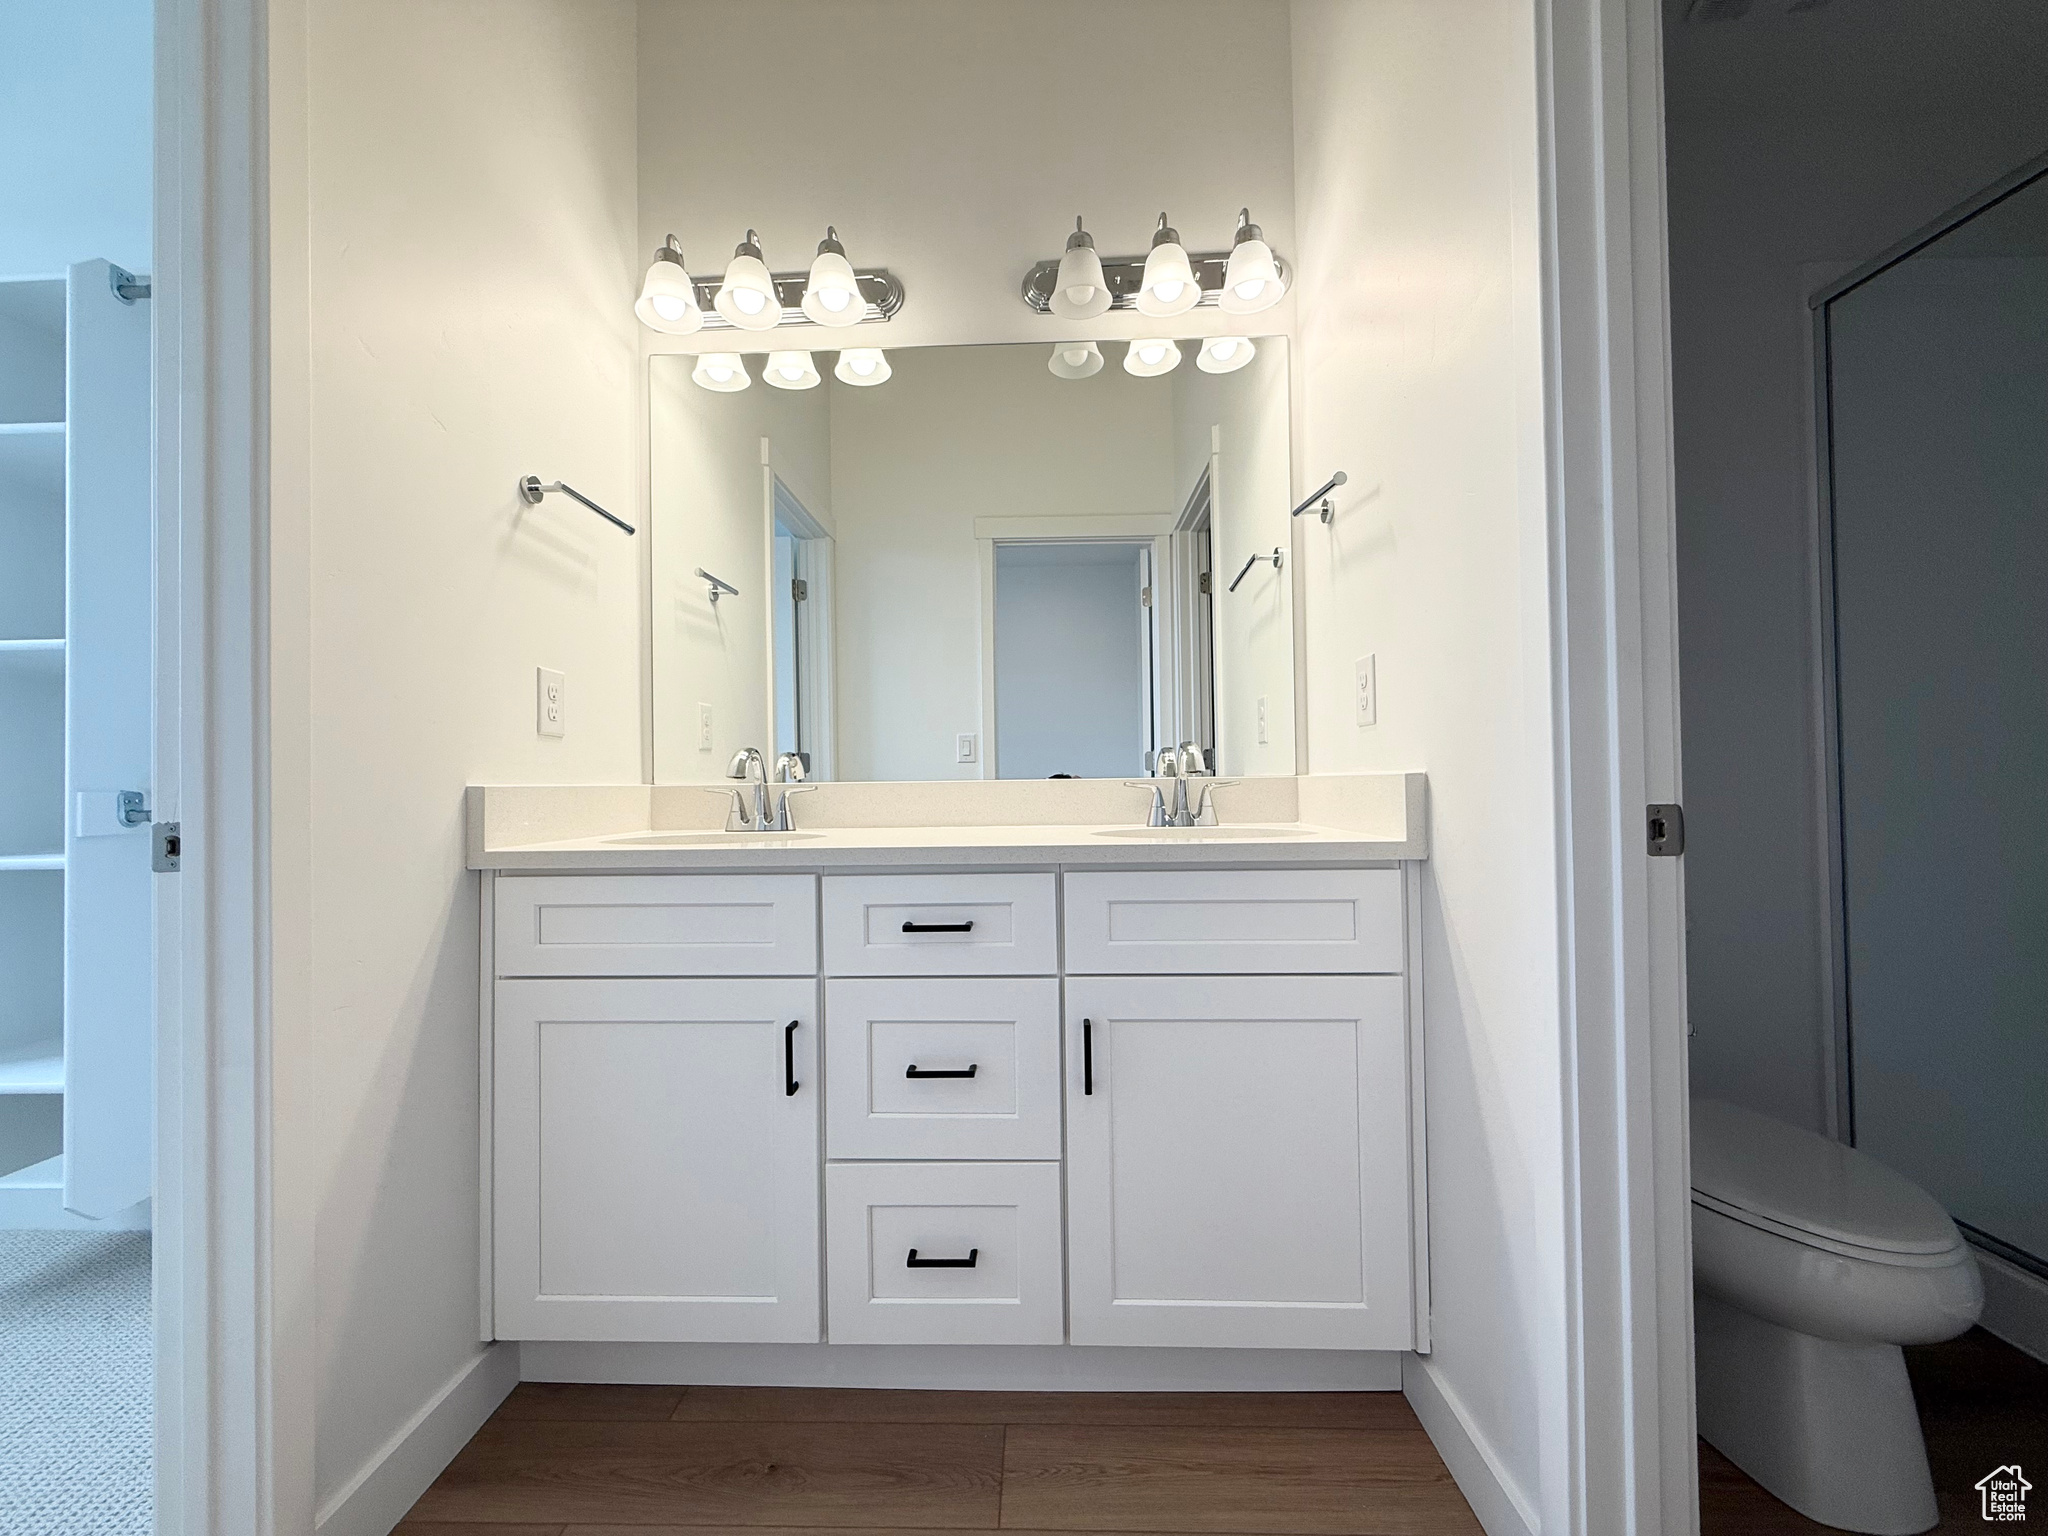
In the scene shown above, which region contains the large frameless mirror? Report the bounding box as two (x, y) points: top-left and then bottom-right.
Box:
(649, 337), (1296, 784)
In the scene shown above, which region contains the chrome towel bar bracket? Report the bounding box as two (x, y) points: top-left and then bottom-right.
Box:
(1228, 546), (1284, 593)
(1291, 470), (1348, 524)
(519, 476), (635, 535)
(696, 567), (740, 604)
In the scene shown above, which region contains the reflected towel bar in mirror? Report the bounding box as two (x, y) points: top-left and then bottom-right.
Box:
(696, 567), (740, 604)
(1228, 546), (1284, 592)
(1291, 470), (1347, 524)
(518, 476), (635, 535)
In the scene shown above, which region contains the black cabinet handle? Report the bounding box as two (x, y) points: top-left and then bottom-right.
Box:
(906, 1063), (978, 1079)
(906, 1248), (979, 1268)
(1083, 1018), (1093, 1096)
(785, 1019), (800, 1096)
(902, 919), (974, 933)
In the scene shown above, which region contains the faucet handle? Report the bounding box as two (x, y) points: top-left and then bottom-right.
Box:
(1123, 781), (1171, 828)
(699, 785), (750, 830)
(772, 782), (819, 831)
(1191, 778), (1241, 826)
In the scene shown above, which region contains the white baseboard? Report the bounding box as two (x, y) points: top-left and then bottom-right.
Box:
(1974, 1244), (2048, 1365)
(521, 1341), (1403, 1393)
(1403, 1353), (1539, 1536)
(314, 1342), (519, 1536)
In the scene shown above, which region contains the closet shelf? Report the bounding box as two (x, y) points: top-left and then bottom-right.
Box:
(0, 638), (64, 671)
(0, 1155), (63, 1192)
(0, 1039), (63, 1095)
(0, 854), (65, 872)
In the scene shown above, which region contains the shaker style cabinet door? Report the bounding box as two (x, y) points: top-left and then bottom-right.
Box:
(1064, 974), (1414, 1350)
(493, 978), (820, 1342)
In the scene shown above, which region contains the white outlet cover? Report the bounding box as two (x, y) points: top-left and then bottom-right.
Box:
(697, 702), (714, 751)
(1354, 655), (1377, 727)
(956, 733), (978, 764)
(537, 667), (565, 738)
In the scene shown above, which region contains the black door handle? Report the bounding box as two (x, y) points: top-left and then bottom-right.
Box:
(902, 919), (974, 933)
(906, 1248), (979, 1268)
(906, 1064), (978, 1079)
(785, 1019), (800, 1096)
(1083, 1018), (1093, 1096)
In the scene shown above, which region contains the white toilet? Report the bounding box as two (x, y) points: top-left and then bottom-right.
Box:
(1691, 1100), (1983, 1535)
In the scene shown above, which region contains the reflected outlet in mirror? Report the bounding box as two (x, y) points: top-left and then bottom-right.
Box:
(650, 339), (1296, 785)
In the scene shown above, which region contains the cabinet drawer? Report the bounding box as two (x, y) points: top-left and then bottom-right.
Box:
(822, 873), (1057, 976)
(1062, 869), (1403, 975)
(825, 978), (1061, 1161)
(495, 874), (817, 976)
(825, 1161), (1063, 1345)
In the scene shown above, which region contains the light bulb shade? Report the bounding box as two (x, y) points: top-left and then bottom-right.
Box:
(714, 232), (782, 329)
(1136, 218), (1200, 318)
(635, 243), (703, 334)
(801, 231), (866, 328)
(1122, 338), (1182, 378)
(763, 349), (821, 390)
(1196, 335), (1256, 374)
(1047, 341), (1105, 380)
(833, 347), (891, 386)
(1049, 220), (1113, 319)
(1220, 236), (1284, 315)
(691, 352), (751, 392)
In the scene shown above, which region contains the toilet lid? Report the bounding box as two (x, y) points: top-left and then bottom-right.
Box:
(1690, 1100), (1962, 1256)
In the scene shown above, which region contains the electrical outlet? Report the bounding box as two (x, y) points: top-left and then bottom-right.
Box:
(537, 668), (565, 738)
(956, 733), (978, 764)
(1354, 654), (1377, 727)
(697, 702), (714, 752)
(1256, 695), (1269, 746)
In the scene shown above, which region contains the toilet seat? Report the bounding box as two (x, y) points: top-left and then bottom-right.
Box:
(1691, 1188), (1966, 1269)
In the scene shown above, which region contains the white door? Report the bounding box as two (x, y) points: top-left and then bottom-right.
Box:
(64, 260), (152, 1218)
(1065, 974), (1413, 1349)
(493, 977), (820, 1342)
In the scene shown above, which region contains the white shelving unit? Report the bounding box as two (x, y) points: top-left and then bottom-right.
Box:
(0, 264), (152, 1232)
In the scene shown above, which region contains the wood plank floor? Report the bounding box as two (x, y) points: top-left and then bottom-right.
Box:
(398, 1386), (1484, 1534)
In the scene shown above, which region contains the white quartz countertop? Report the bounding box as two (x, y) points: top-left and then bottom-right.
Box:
(467, 773), (1427, 872)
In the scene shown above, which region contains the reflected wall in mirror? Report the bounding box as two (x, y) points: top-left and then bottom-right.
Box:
(650, 339), (1295, 783)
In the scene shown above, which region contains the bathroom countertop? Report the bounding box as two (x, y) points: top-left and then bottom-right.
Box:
(466, 773), (1427, 872)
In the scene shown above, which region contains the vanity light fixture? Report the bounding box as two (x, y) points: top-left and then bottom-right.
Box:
(1196, 335), (1256, 374)
(1220, 208), (1286, 314)
(634, 235), (703, 334)
(1049, 217), (1113, 320)
(763, 349), (822, 390)
(833, 347), (892, 386)
(801, 228), (867, 327)
(1047, 341), (1105, 380)
(714, 230), (782, 329)
(1136, 214), (1201, 318)
(1123, 338), (1182, 378)
(691, 352), (752, 392)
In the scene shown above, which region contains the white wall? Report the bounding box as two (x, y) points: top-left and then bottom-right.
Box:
(1290, 2), (1562, 1530)
(0, 0), (152, 276)
(1663, 0), (2048, 1131)
(300, 0), (642, 1515)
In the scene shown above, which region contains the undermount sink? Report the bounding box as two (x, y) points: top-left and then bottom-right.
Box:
(603, 830), (827, 846)
(1092, 825), (1314, 841)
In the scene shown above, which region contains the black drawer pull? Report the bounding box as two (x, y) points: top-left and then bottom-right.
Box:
(902, 919), (974, 933)
(785, 1019), (800, 1096)
(1083, 1018), (1093, 1096)
(906, 1063), (978, 1079)
(906, 1248), (979, 1268)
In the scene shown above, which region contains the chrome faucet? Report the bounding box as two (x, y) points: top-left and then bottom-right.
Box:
(1127, 743), (1236, 828)
(725, 747), (772, 831)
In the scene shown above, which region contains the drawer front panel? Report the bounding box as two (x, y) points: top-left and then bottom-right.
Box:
(825, 1161), (1063, 1345)
(822, 873), (1057, 976)
(1062, 869), (1403, 975)
(496, 874), (817, 976)
(825, 978), (1061, 1160)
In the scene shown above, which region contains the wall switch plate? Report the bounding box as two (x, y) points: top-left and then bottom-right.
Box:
(1256, 695), (1270, 745)
(1354, 655), (1377, 727)
(956, 733), (978, 764)
(697, 702), (714, 752)
(537, 668), (565, 738)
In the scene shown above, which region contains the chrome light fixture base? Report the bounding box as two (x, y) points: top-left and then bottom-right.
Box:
(682, 266), (903, 329)
(1020, 249), (1288, 315)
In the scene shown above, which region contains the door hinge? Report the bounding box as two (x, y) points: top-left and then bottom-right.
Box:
(1199, 572), (1212, 595)
(153, 822), (182, 872)
(1646, 803), (1684, 857)
(791, 577), (808, 602)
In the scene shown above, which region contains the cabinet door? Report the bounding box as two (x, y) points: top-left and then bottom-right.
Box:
(1065, 974), (1413, 1349)
(494, 978), (819, 1341)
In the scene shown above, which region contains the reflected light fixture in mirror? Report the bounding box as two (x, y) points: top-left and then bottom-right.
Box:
(635, 235), (703, 334)
(834, 347), (891, 386)
(1221, 208), (1285, 314)
(764, 349), (821, 389)
(692, 352), (751, 392)
(801, 227), (866, 327)
(1049, 217), (1112, 319)
(1197, 335), (1256, 374)
(1047, 341), (1105, 379)
(1136, 213), (1200, 318)
(714, 230), (781, 329)
(1123, 338), (1181, 377)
